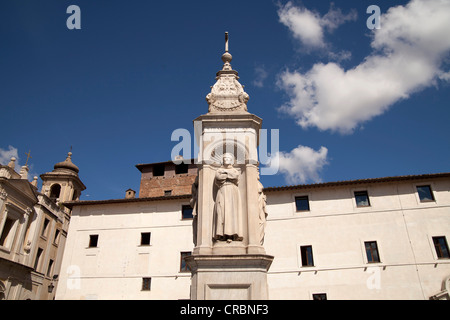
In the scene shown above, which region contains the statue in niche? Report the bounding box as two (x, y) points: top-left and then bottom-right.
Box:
(212, 153), (243, 242)
(257, 169), (268, 245)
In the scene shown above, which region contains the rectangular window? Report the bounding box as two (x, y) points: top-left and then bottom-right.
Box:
(300, 245), (314, 267)
(175, 163), (188, 174)
(365, 241), (380, 263)
(355, 191), (370, 207)
(141, 232), (151, 246)
(0, 217), (16, 247)
(142, 277), (151, 291)
(89, 234), (99, 248)
(164, 190), (172, 196)
(182, 205), (194, 220)
(53, 229), (60, 245)
(295, 196), (310, 211)
(312, 293), (327, 300)
(180, 252), (192, 272)
(41, 218), (50, 237)
(417, 185), (435, 202)
(34, 247), (44, 271)
(433, 236), (449, 259)
(47, 259), (54, 277)
(153, 164), (165, 177)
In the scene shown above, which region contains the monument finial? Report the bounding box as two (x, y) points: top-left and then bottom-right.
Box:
(225, 31), (229, 52)
(221, 32), (232, 68)
(205, 31), (250, 113)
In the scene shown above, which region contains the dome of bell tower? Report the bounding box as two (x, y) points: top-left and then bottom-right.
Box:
(53, 152), (80, 174)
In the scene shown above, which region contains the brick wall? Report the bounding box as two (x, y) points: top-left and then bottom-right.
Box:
(137, 162), (197, 198)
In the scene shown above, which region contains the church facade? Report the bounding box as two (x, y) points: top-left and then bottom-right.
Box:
(0, 153), (85, 300)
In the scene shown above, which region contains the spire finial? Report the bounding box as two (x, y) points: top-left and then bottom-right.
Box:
(67, 146), (73, 159)
(221, 32), (232, 69)
(225, 31), (229, 52)
(7, 157), (16, 169)
(206, 31), (249, 113)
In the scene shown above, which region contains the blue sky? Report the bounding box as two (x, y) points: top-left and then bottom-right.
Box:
(0, 0), (449, 200)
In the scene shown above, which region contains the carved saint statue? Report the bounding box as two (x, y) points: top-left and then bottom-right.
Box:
(213, 153), (243, 242)
(257, 169), (268, 245)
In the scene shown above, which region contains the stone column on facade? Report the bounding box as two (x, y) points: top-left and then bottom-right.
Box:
(245, 163), (266, 255)
(15, 207), (33, 265)
(194, 165), (214, 255)
(0, 187), (7, 222)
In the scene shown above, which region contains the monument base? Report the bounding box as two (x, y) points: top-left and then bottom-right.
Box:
(185, 254), (274, 300)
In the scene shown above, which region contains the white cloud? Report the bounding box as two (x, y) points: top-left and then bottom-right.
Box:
(253, 65), (268, 88)
(278, 3), (325, 49)
(278, 0), (450, 134)
(321, 3), (358, 32)
(0, 146), (38, 181)
(0, 145), (19, 166)
(438, 70), (450, 82)
(273, 145), (329, 185)
(277, 2), (357, 50)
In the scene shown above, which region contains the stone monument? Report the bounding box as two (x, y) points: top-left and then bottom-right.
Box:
(185, 32), (273, 300)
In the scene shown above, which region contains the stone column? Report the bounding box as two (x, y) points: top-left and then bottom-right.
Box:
(245, 163), (265, 254)
(193, 165), (214, 255)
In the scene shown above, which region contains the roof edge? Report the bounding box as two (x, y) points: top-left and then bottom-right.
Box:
(63, 194), (191, 209)
(64, 172), (450, 208)
(264, 172), (450, 192)
(135, 159), (197, 172)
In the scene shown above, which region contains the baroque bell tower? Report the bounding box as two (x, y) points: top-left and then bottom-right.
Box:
(186, 33), (273, 300)
(40, 152), (86, 209)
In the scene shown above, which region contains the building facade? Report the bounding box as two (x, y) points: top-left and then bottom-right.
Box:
(9, 39), (449, 300)
(0, 153), (85, 299)
(56, 169), (450, 300)
(55, 42), (449, 300)
(264, 174), (450, 300)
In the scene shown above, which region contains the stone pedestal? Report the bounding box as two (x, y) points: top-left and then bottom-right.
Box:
(186, 254), (273, 300)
